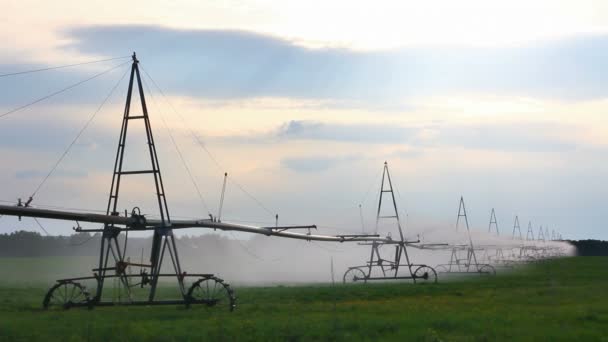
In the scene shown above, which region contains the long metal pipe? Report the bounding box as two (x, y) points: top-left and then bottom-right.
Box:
(0, 204), (401, 244)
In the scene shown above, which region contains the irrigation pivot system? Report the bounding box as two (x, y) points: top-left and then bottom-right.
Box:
(480, 208), (516, 268)
(342, 162), (438, 284)
(0, 53), (572, 310)
(434, 197), (496, 275)
(0, 54), (394, 311)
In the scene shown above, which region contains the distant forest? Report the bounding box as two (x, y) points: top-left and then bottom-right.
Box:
(0, 230), (236, 258)
(567, 240), (608, 256)
(0, 230), (607, 257)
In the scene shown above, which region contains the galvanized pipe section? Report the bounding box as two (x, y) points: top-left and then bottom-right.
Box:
(0, 204), (400, 244)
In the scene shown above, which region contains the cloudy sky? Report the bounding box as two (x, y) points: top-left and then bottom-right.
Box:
(0, 0), (607, 240)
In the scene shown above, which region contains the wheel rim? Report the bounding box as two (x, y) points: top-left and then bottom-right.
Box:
(187, 277), (236, 311)
(343, 268), (366, 283)
(479, 265), (496, 275)
(435, 265), (449, 273)
(414, 266), (437, 283)
(43, 282), (89, 310)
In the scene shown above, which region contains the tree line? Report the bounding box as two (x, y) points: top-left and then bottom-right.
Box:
(0, 230), (236, 258)
(567, 240), (608, 256)
(1, 230), (608, 257)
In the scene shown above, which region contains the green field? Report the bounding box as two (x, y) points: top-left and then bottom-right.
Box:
(0, 257), (606, 341)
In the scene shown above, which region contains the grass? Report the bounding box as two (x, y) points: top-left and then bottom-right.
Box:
(0, 257), (607, 341)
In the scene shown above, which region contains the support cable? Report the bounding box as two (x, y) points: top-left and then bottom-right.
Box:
(29, 63), (131, 199)
(32, 217), (49, 236)
(140, 65), (275, 218)
(310, 240), (346, 253)
(227, 177), (275, 218)
(393, 185), (410, 233)
(140, 77), (270, 260)
(0, 56), (131, 78)
(139, 75), (212, 216)
(227, 231), (274, 262)
(0, 60), (130, 120)
(69, 234), (97, 246)
(1, 64), (127, 236)
(140, 72), (277, 261)
(359, 168), (383, 206)
(0, 198), (106, 213)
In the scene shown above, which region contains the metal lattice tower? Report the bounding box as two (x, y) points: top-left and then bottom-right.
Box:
(342, 161), (438, 284)
(537, 225), (545, 242)
(371, 161), (412, 277)
(433, 198), (495, 275)
(512, 216), (522, 240)
(0, 53), (429, 310)
(455, 197), (473, 241)
(488, 208), (499, 235)
(487, 208), (504, 263)
(456, 197), (480, 269)
(526, 221), (535, 241)
(375, 161), (405, 241)
(97, 53), (183, 302)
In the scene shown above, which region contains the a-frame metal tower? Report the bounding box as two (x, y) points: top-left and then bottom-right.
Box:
(512, 216), (522, 240)
(96, 52), (182, 303)
(520, 221), (538, 260)
(538, 225), (545, 242)
(435, 197), (495, 275)
(488, 208), (498, 235)
(486, 208), (505, 264)
(526, 221), (535, 241)
(30, 54), (238, 310)
(511, 215), (525, 261)
(343, 162), (437, 283)
(0, 54), (429, 311)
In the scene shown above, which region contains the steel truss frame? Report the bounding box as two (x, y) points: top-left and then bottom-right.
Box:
(0, 54), (396, 310)
(434, 197), (495, 275)
(343, 162), (437, 284)
(38, 54), (235, 310)
(481, 208), (516, 268)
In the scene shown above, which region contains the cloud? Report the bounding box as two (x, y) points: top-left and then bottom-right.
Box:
(15, 169), (88, 180)
(281, 155), (360, 173)
(0, 118), (115, 151)
(219, 119), (581, 154)
(3, 26), (608, 112)
(0, 61), (131, 107)
(276, 120), (419, 143)
(61, 25), (419, 107)
(212, 120), (423, 145)
(433, 122), (580, 153)
(57, 25), (608, 104)
(389, 148), (424, 159)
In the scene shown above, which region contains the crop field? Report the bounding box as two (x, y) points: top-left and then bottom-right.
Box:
(0, 257), (606, 341)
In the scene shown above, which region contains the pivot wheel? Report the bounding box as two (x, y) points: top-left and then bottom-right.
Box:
(187, 276), (236, 311)
(478, 264), (496, 275)
(435, 265), (449, 274)
(343, 268), (366, 284)
(43, 281), (90, 310)
(413, 265), (438, 283)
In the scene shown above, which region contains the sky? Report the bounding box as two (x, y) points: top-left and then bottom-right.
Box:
(0, 0), (607, 241)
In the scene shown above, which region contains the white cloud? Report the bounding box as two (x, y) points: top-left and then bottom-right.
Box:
(2, 0), (608, 64)
(2, 2), (608, 241)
